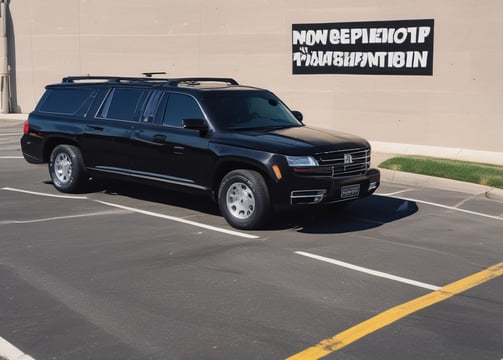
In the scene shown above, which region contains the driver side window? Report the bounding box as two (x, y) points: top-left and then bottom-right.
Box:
(162, 93), (204, 127)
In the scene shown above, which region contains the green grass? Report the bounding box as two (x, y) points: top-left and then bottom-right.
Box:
(378, 156), (503, 189)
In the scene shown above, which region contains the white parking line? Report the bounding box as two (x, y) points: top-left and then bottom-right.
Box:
(295, 251), (440, 290)
(0, 337), (35, 360)
(1, 187), (259, 239)
(394, 195), (503, 221)
(0, 156), (23, 159)
(95, 200), (259, 239)
(2, 187), (88, 200)
(0, 209), (131, 225)
(378, 190), (503, 221)
(378, 189), (414, 197)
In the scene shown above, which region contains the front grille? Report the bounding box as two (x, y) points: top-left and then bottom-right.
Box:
(315, 147), (370, 177)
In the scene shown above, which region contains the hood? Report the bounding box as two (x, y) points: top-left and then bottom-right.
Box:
(212, 126), (370, 155)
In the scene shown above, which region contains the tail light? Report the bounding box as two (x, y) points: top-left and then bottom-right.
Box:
(23, 120), (29, 134)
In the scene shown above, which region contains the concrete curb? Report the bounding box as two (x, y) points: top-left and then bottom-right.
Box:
(485, 187), (503, 202)
(0, 114), (27, 121)
(0, 115), (26, 128)
(379, 168), (503, 202)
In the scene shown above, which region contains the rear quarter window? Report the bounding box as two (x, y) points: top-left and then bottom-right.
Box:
(39, 88), (96, 115)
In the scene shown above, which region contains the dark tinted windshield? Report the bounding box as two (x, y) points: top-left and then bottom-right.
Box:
(202, 91), (302, 130)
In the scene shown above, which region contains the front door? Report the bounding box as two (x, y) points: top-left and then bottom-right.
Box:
(129, 92), (212, 192)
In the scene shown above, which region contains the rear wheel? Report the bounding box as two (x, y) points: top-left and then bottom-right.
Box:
(49, 144), (87, 193)
(218, 169), (270, 230)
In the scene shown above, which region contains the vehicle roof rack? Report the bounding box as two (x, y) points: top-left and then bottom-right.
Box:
(61, 76), (170, 84)
(61, 76), (239, 87)
(142, 71), (167, 78)
(165, 78), (239, 86)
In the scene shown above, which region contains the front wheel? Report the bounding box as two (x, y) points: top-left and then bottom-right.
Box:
(49, 144), (87, 193)
(218, 169), (271, 230)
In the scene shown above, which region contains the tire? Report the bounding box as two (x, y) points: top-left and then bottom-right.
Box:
(218, 169), (271, 230)
(48, 144), (87, 193)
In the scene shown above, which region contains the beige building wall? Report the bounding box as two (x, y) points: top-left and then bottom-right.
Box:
(7, 0), (503, 154)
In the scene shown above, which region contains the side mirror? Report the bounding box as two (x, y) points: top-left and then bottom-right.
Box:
(182, 118), (209, 134)
(292, 110), (303, 122)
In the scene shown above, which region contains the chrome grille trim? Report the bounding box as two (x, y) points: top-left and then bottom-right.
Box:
(315, 147), (370, 177)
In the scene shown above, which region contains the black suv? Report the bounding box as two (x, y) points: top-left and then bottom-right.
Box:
(21, 76), (380, 229)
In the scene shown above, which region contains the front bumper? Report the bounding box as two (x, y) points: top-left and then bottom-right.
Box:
(270, 168), (381, 209)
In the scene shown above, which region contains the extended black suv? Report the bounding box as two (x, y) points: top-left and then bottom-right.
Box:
(21, 75), (380, 229)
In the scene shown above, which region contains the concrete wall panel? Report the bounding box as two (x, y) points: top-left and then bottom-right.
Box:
(6, 0), (503, 153)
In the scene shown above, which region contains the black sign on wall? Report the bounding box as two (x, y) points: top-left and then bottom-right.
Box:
(292, 19), (434, 76)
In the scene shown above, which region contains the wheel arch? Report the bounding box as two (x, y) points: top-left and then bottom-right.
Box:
(211, 158), (272, 201)
(43, 136), (80, 163)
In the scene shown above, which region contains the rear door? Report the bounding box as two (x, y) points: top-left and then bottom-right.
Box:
(80, 87), (147, 175)
(129, 92), (212, 191)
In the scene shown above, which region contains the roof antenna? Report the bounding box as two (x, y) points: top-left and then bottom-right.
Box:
(142, 72), (167, 78)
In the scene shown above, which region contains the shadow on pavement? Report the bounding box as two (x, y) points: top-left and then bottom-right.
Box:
(272, 195), (418, 234)
(86, 179), (222, 215)
(79, 179), (417, 234)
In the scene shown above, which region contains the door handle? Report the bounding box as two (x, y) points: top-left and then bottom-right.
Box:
(152, 134), (167, 143)
(85, 125), (104, 131)
(173, 146), (184, 155)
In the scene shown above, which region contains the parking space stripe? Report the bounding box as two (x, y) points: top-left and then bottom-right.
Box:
(0, 209), (131, 225)
(376, 191), (502, 221)
(378, 189), (414, 196)
(286, 262), (503, 360)
(2, 187), (88, 200)
(0, 337), (35, 360)
(393, 195), (503, 221)
(96, 200), (259, 239)
(2, 187), (259, 239)
(295, 251), (440, 290)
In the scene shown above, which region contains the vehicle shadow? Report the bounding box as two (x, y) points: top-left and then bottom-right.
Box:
(88, 179), (222, 216)
(84, 179), (417, 234)
(271, 195), (418, 234)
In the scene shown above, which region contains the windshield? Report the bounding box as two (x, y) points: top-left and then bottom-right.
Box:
(202, 91), (303, 130)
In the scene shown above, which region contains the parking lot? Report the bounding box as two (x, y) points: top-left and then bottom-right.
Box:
(1, 120), (502, 360)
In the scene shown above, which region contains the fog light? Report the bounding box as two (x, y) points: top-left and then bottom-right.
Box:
(291, 189), (327, 205)
(368, 181), (378, 191)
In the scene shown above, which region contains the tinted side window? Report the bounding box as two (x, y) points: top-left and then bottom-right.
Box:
(39, 88), (95, 115)
(163, 93), (204, 127)
(141, 91), (163, 123)
(98, 88), (145, 121)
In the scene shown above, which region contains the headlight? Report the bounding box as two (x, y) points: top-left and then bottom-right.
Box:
(286, 156), (318, 167)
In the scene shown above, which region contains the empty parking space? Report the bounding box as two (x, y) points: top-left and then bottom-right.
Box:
(1, 123), (502, 359)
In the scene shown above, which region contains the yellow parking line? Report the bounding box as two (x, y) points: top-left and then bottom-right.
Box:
(286, 262), (503, 360)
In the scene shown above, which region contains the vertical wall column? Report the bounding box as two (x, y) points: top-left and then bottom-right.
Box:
(0, 0), (9, 113)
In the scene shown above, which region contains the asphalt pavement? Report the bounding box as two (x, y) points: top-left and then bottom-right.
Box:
(1, 118), (502, 360)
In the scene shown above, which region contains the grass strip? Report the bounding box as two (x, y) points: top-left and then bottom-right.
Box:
(378, 156), (503, 189)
